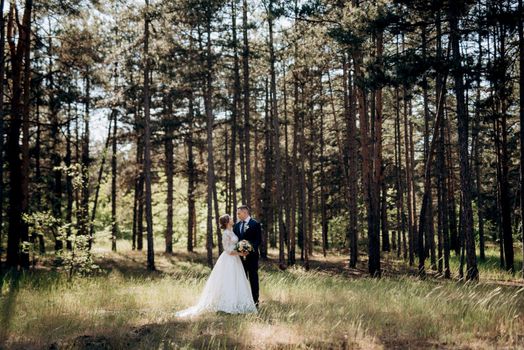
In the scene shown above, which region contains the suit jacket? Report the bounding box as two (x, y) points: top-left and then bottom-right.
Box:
(233, 218), (261, 255)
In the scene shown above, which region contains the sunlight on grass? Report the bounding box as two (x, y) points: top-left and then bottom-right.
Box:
(1, 243), (523, 349)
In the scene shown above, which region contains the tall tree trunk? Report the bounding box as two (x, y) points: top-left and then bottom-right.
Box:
(21, 0), (32, 262)
(242, 0), (251, 207)
(230, 0), (240, 214)
(353, 46), (379, 276)
(474, 13), (485, 261)
(143, 0), (155, 271)
(80, 71), (91, 247)
(319, 76), (328, 257)
(20, 0), (31, 267)
(421, 27), (436, 270)
(135, 131), (145, 251)
(436, 9), (450, 278)
(187, 93), (196, 252)
(409, 119), (418, 257)
(131, 72), (141, 251)
(403, 90), (414, 265)
(267, 0), (286, 269)
(448, 2), (478, 280)
(289, 72), (299, 267)
(261, 77), (272, 258)
(204, 10), (217, 267)
(518, 0), (524, 279)
(495, 23), (514, 273)
(298, 84), (309, 270)
(381, 181), (389, 252)
(394, 34), (406, 260)
(6, 1), (31, 268)
(339, 56), (358, 268)
(0, 0), (5, 267)
(445, 116), (459, 255)
(164, 98), (174, 255)
(187, 33), (197, 252)
(48, 28), (62, 251)
(394, 78), (406, 259)
(111, 107), (118, 252)
(375, 29), (386, 256)
(416, 66), (448, 278)
(66, 104), (73, 251)
(438, 106), (451, 279)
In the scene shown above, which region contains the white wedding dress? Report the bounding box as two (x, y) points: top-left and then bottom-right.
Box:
(175, 228), (257, 318)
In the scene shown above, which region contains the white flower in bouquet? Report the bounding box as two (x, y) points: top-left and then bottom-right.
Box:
(235, 239), (253, 259)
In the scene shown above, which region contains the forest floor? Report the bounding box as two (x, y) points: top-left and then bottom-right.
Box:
(1, 241), (524, 350)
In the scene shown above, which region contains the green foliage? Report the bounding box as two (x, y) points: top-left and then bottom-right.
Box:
(327, 214), (349, 249)
(23, 211), (99, 279)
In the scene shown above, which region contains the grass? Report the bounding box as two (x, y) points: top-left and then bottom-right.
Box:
(1, 241), (524, 349)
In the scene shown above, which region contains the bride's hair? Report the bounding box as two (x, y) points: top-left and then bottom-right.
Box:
(219, 214), (231, 230)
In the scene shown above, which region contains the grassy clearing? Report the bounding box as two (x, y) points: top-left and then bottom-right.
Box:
(1, 242), (523, 349)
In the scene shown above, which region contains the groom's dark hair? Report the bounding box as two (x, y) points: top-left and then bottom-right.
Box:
(237, 205), (250, 213)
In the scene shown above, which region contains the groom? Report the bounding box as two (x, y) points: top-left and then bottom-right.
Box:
(234, 205), (261, 307)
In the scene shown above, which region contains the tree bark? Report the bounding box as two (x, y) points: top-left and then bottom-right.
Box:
(242, 0), (251, 207)
(448, 2), (478, 280)
(203, 9), (217, 267)
(267, 0), (286, 269)
(230, 0), (240, 214)
(164, 98), (174, 255)
(111, 106), (118, 252)
(143, 0), (155, 271)
(6, 0), (32, 268)
(0, 0), (5, 267)
(518, 0), (524, 279)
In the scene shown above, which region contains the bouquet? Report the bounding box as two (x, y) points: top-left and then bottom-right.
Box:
(235, 240), (253, 259)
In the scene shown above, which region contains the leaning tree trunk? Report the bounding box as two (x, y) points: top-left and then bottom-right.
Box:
(416, 65), (448, 278)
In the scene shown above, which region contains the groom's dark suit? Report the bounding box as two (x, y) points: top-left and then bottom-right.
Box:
(234, 217), (261, 306)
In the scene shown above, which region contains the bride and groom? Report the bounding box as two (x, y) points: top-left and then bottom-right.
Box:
(175, 205), (261, 318)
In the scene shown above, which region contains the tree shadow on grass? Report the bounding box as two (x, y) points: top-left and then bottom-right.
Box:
(0, 270), (21, 347)
(38, 318), (247, 350)
(93, 250), (213, 281)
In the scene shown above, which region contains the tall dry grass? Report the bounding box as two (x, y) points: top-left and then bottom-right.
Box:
(0, 242), (523, 349)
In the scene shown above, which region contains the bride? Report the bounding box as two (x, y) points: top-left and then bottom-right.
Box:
(175, 214), (258, 318)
